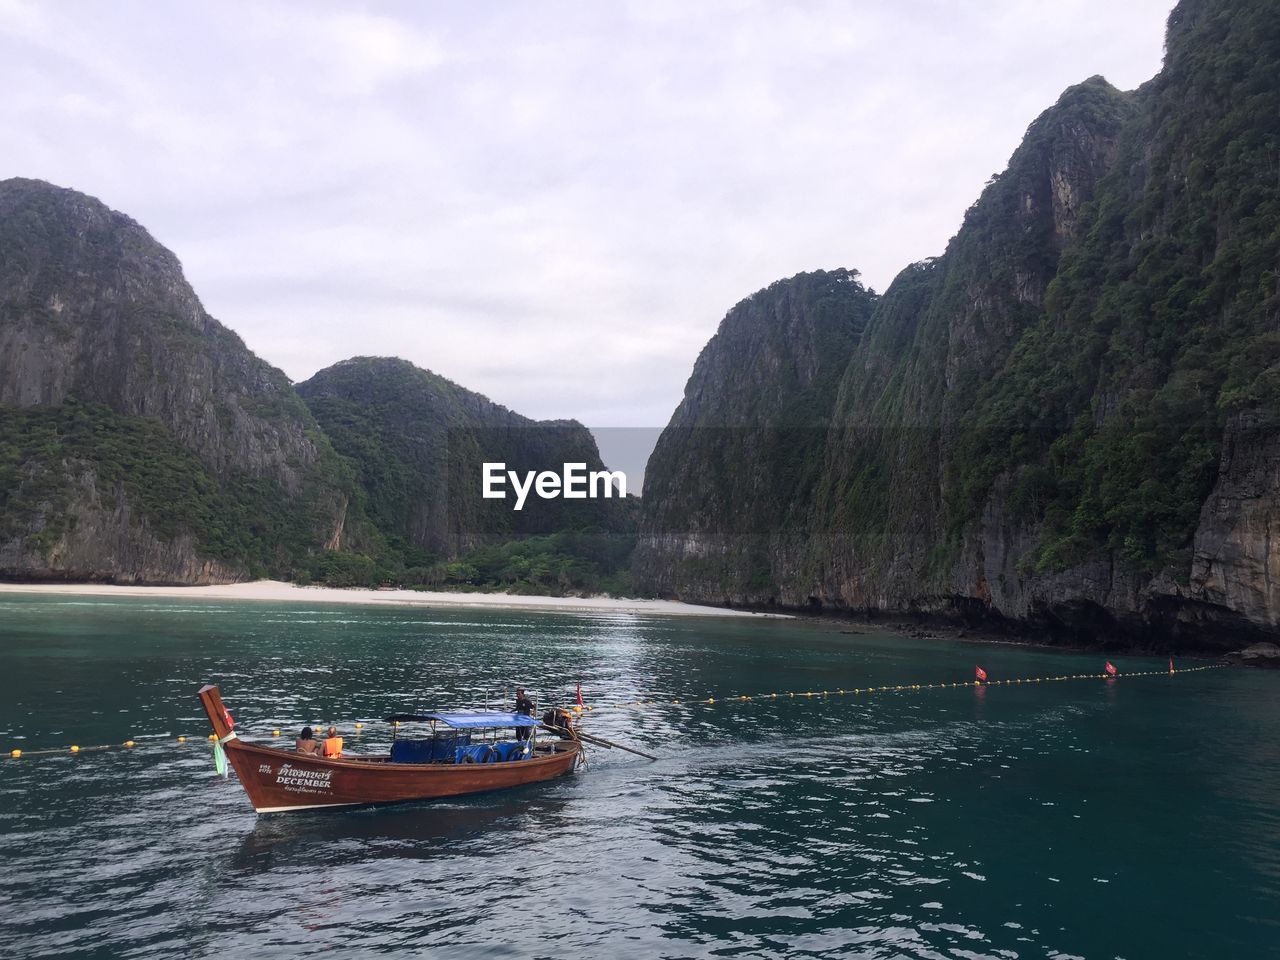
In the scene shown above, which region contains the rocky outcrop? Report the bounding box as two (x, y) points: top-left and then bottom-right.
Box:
(635, 270), (876, 599)
(1189, 413), (1280, 628)
(0, 179), (363, 582)
(1226, 643), (1280, 668)
(0, 179), (324, 484)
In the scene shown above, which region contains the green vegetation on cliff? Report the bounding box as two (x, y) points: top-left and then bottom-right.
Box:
(0, 399), (357, 578)
(947, 0), (1280, 576)
(814, 75), (1137, 585)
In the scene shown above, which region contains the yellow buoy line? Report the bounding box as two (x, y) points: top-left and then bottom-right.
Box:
(3, 663), (1228, 760)
(5, 723), (371, 761)
(581, 662), (1229, 713)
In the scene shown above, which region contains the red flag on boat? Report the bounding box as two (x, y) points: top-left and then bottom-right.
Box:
(576, 681), (584, 708)
(1105, 661), (1117, 676)
(975, 666), (987, 682)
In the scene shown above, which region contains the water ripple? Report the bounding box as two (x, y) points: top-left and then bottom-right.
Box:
(0, 595), (1276, 958)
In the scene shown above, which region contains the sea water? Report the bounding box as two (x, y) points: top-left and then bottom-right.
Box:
(0, 594), (1276, 959)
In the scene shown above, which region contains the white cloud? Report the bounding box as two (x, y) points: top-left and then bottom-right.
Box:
(255, 8), (445, 95)
(0, 0), (1173, 452)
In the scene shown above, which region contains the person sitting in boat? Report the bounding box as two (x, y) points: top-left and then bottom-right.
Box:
(514, 687), (535, 742)
(322, 725), (344, 758)
(295, 726), (320, 755)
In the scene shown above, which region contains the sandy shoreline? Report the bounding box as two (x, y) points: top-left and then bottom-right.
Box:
(0, 580), (785, 619)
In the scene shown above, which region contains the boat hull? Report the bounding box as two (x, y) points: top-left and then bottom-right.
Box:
(199, 685), (579, 814)
(223, 739), (580, 813)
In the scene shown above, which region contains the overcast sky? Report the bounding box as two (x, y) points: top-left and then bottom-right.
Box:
(2, 0), (1170, 464)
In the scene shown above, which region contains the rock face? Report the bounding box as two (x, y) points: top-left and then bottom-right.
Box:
(1189, 413), (1280, 630)
(0, 179), (361, 583)
(1226, 642), (1280, 668)
(638, 0), (1280, 650)
(636, 270), (876, 599)
(298, 357), (631, 559)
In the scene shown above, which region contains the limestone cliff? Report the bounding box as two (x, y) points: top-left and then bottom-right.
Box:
(638, 0), (1280, 650)
(0, 179), (362, 582)
(636, 270), (876, 598)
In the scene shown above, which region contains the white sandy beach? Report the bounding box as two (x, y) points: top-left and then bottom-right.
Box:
(0, 580), (784, 618)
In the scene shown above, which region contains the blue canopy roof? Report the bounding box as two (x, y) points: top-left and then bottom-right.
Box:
(386, 711), (539, 728)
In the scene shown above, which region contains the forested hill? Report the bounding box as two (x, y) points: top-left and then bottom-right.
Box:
(637, 0), (1280, 650)
(299, 357), (637, 593)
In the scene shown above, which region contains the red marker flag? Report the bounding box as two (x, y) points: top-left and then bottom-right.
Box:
(975, 666), (987, 682)
(1169, 656), (1175, 674)
(1105, 661), (1117, 676)
(576, 681), (584, 708)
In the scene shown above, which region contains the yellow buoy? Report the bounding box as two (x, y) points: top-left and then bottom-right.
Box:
(124, 740), (135, 748)
(707, 697), (715, 704)
(177, 735), (187, 743)
(70, 745), (80, 753)
(10, 749), (20, 759)
(272, 729), (281, 737)
(355, 722), (364, 729)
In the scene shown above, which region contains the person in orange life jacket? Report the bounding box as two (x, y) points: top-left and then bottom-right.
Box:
(295, 726), (320, 755)
(322, 725), (343, 758)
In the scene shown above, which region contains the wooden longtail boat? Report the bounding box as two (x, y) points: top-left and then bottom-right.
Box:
(198, 685), (581, 814)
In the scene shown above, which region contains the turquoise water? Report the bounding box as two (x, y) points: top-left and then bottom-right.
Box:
(0, 594), (1276, 959)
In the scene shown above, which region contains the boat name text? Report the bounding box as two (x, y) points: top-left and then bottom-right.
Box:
(275, 763), (334, 792)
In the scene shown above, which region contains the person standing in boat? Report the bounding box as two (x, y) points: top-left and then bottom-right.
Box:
(514, 687), (535, 742)
(295, 727), (320, 755)
(322, 725), (344, 758)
